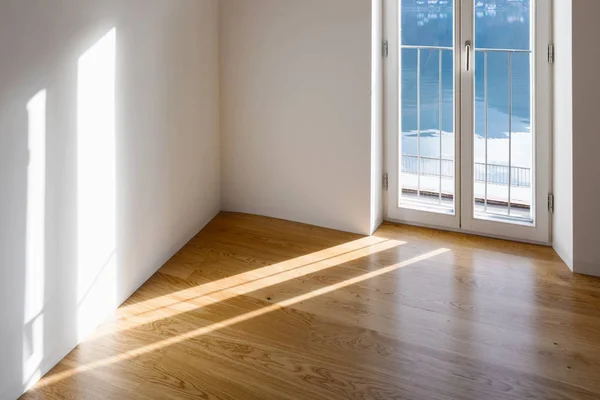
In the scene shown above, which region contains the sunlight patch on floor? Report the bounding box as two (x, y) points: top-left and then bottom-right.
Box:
(89, 237), (406, 337)
(36, 247), (449, 387)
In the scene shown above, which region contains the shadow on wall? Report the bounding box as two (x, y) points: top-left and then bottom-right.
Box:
(0, 27), (118, 400)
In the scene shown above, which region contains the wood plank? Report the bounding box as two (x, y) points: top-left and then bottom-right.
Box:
(21, 212), (600, 399)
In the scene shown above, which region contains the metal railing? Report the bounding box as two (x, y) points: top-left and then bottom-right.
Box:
(400, 45), (532, 210)
(401, 45), (453, 204)
(477, 47), (532, 212)
(401, 155), (531, 188)
(401, 155), (453, 179)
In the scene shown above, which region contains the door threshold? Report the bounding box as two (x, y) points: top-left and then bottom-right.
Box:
(383, 217), (551, 246)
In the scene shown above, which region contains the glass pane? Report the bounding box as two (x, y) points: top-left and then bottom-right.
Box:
(473, 0), (533, 223)
(399, 0), (455, 213)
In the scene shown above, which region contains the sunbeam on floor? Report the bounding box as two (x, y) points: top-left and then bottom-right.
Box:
(21, 213), (600, 400)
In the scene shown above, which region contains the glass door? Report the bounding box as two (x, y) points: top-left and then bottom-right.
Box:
(385, 0), (551, 244)
(384, 0), (461, 230)
(460, 0), (551, 243)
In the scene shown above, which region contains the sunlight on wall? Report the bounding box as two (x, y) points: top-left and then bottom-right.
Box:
(23, 90), (47, 388)
(76, 28), (118, 341)
(37, 246), (449, 387)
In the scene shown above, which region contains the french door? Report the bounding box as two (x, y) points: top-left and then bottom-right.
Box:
(384, 0), (551, 244)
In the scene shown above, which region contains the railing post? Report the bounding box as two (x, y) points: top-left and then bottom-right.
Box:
(484, 50), (489, 212)
(417, 48), (421, 198)
(508, 52), (513, 216)
(439, 48), (443, 205)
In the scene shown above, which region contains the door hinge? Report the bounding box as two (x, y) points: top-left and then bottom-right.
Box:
(383, 40), (389, 58)
(383, 173), (389, 191)
(548, 44), (554, 64)
(548, 194), (554, 214)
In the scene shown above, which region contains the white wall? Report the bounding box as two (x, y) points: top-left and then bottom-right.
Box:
(220, 0), (374, 235)
(371, 0), (384, 234)
(552, 0), (573, 269)
(552, 0), (600, 277)
(571, 0), (600, 276)
(0, 1), (220, 399)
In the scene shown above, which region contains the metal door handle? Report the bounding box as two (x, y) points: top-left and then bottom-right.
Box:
(465, 41), (472, 71)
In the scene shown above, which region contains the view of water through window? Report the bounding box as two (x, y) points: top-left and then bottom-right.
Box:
(400, 0), (532, 218)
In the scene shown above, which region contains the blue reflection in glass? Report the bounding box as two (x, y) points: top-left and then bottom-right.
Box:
(401, 0), (531, 162)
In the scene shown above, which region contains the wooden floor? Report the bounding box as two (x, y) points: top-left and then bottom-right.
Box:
(22, 212), (600, 400)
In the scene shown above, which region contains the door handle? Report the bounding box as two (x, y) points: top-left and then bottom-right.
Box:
(465, 40), (472, 72)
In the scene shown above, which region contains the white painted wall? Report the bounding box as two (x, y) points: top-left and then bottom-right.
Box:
(552, 0), (600, 276)
(552, 0), (573, 269)
(220, 0), (374, 235)
(571, 0), (600, 277)
(371, 0), (384, 234)
(0, 1), (220, 399)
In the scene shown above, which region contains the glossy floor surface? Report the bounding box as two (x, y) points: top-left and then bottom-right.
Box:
(22, 213), (600, 399)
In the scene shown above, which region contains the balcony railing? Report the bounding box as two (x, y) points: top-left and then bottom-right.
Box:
(400, 45), (532, 210)
(401, 155), (531, 188)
